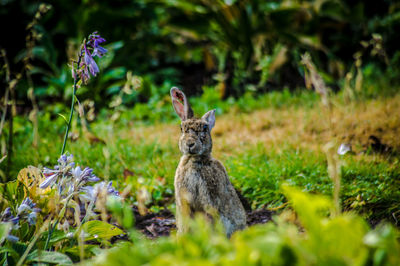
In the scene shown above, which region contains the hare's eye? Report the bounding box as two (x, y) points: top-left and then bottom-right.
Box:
(180, 125), (182, 132)
(203, 124), (208, 132)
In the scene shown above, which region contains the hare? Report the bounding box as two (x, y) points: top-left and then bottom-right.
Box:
(170, 87), (246, 237)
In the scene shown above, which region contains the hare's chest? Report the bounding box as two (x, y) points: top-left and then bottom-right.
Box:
(175, 163), (220, 205)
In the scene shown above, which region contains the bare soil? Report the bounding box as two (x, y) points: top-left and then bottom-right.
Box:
(133, 206), (274, 239)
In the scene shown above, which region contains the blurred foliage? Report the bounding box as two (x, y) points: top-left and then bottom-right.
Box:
(87, 186), (400, 266)
(1, 0), (399, 113)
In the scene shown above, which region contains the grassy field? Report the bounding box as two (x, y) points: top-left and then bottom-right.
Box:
(5, 91), (400, 225)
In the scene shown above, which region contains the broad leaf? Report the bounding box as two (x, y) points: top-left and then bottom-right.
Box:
(80, 220), (124, 241)
(26, 250), (72, 265)
(0, 223), (12, 245)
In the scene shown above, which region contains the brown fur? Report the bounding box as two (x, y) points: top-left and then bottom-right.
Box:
(171, 87), (246, 237)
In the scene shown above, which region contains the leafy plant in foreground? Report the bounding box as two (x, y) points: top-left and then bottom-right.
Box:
(87, 185), (400, 266)
(0, 31), (127, 265)
(0, 197), (40, 242)
(0, 153), (123, 264)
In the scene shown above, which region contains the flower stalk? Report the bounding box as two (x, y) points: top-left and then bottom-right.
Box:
(47, 31), (108, 250)
(60, 32), (107, 155)
(61, 54), (82, 156)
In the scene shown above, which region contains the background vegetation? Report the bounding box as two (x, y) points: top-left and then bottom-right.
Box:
(1, 0), (400, 109)
(0, 0), (400, 265)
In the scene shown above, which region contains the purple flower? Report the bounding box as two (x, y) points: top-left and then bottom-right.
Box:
(40, 172), (58, 189)
(84, 44), (100, 77)
(1, 208), (19, 225)
(74, 31), (107, 83)
(88, 31), (107, 57)
(79, 186), (95, 203)
(27, 212), (38, 225)
(105, 181), (120, 197)
(17, 198), (35, 214)
(72, 166), (100, 185)
(92, 46), (107, 58)
(1, 208), (12, 220)
(58, 154), (74, 166)
(40, 154), (75, 189)
(78, 63), (90, 85)
(41, 154), (121, 218)
(16, 197), (41, 226)
(79, 181), (119, 204)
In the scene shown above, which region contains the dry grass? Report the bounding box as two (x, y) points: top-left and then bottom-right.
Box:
(122, 95), (400, 159)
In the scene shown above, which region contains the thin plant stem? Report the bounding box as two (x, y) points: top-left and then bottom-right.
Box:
(26, 77), (39, 148)
(301, 53), (341, 215)
(24, 5), (50, 149)
(6, 108), (13, 179)
(0, 49), (18, 180)
(45, 53), (82, 250)
(0, 83), (9, 139)
(43, 217), (59, 251)
(61, 55), (82, 155)
(6, 77), (17, 180)
(0, 49), (11, 138)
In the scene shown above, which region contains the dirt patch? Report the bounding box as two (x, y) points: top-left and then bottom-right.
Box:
(246, 209), (274, 226)
(134, 207), (176, 238)
(133, 207), (274, 238)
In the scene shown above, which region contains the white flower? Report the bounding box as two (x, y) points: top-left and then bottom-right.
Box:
(338, 143), (351, 155)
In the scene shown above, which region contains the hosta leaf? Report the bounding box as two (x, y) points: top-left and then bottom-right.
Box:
(17, 166), (50, 198)
(80, 220), (124, 241)
(0, 223), (12, 245)
(63, 244), (100, 259)
(26, 250), (72, 265)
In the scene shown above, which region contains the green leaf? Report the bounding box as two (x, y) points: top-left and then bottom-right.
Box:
(11, 242), (28, 257)
(0, 246), (18, 256)
(57, 113), (68, 124)
(0, 246), (20, 264)
(0, 223), (12, 245)
(107, 197), (135, 229)
(98, 41), (124, 69)
(282, 184), (333, 231)
(26, 250), (72, 265)
(0, 155), (6, 164)
(63, 244), (100, 259)
(101, 67), (126, 83)
(80, 220), (124, 241)
(47, 230), (68, 245)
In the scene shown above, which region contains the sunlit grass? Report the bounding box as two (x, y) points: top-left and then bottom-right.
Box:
(4, 91), (400, 223)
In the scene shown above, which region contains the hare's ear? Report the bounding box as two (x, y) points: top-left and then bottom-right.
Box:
(170, 87), (194, 121)
(202, 109), (216, 130)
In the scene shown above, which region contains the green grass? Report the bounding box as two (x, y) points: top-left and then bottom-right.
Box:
(2, 89), (400, 224)
(1, 88), (400, 265)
